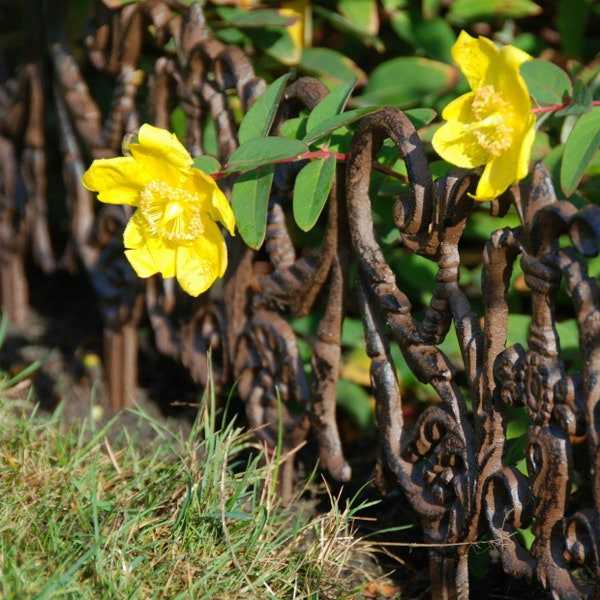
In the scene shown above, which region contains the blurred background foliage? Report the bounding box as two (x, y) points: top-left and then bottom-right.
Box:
(2, 0), (600, 457)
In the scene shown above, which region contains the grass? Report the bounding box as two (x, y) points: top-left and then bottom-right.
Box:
(0, 386), (389, 599)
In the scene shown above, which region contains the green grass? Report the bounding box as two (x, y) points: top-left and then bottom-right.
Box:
(0, 390), (385, 599)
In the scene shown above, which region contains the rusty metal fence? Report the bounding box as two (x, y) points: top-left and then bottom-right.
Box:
(2, 2), (600, 598)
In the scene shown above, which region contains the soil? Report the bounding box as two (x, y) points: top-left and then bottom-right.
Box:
(0, 266), (197, 444)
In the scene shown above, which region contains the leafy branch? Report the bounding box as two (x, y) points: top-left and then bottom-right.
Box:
(199, 76), (434, 249)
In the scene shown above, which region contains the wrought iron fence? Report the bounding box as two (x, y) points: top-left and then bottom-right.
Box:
(2, 1), (600, 597)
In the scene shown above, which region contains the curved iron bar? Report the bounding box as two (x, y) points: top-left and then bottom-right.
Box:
(346, 107), (600, 598)
(346, 107), (479, 598)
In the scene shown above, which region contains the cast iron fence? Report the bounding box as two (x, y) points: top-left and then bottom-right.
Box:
(2, 2), (600, 598)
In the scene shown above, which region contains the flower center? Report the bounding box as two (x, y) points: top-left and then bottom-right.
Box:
(139, 180), (204, 242)
(468, 85), (514, 157)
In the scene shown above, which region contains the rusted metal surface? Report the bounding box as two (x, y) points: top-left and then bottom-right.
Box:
(3, 2), (600, 597)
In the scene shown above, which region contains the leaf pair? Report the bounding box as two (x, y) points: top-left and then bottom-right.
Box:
(228, 77), (369, 249)
(522, 59), (599, 197)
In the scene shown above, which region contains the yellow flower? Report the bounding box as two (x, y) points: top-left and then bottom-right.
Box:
(432, 31), (536, 201)
(82, 124), (235, 296)
(280, 0), (310, 64)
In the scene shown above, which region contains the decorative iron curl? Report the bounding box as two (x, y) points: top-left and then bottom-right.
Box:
(234, 309), (311, 500)
(346, 106), (482, 599)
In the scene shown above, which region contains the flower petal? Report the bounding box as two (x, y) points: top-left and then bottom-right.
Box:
(200, 219), (229, 277)
(432, 120), (489, 169)
(125, 229), (177, 279)
(123, 211), (146, 249)
(489, 45), (532, 110)
(183, 168), (215, 204)
(129, 124), (192, 184)
(516, 118), (537, 181)
(451, 31), (494, 90)
(185, 169), (236, 235)
(175, 244), (220, 296)
(146, 237), (177, 279)
(211, 187), (236, 235)
(473, 122), (535, 201)
(82, 157), (149, 205)
(435, 31), (535, 201)
(124, 246), (159, 278)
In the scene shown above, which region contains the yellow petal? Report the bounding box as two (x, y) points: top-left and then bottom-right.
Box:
(451, 31), (494, 90)
(123, 211), (146, 249)
(211, 188), (236, 235)
(126, 234), (183, 282)
(145, 236), (177, 278)
(440, 92), (475, 121)
(129, 124), (192, 184)
(82, 157), (149, 205)
(498, 44), (533, 79)
(201, 219), (228, 276)
(124, 246), (159, 278)
(175, 244), (220, 296)
(489, 45), (532, 109)
(185, 169), (236, 235)
(432, 120), (488, 169)
(184, 168), (215, 204)
(472, 113), (536, 201)
(515, 118), (537, 181)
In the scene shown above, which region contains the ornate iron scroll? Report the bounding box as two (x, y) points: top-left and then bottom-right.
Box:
(4, 1), (600, 597)
(47, 2), (351, 497)
(346, 106), (600, 598)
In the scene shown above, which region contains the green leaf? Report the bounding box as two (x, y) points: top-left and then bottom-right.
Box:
(221, 8), (297, 28)
(303, 107), (381, 145)
(336, 379), (375, 433)
(293, 157), (336, 231)
(338, 0), (380, 36)
(313, 3), (384, 52)
(231, 165), (274, 249)
(360, 57), (455, 108)
(306, 79), (357, 135)
(191, 155), (221, 175)
(521, 59), (572, 106)
(447, 0), (542, 24)
(302, 107), (435, 149)
(404, 108), (437, 129)
(226, 137), (309, 173)
(238, 74), (290, 144)
(558, 0), (592, 58)
(279, 116), (308, 140)
(555, 79), (593, 117)
(245, 26), (300, 66)
(561, 107), (600, 197)
(299, 47), (366, 87)
(388, 10), (455, 63)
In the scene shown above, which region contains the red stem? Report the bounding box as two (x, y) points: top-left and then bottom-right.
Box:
(213, 97), (600, 180)
(214, 149), (406, 181)
(532, 99), (600, 115)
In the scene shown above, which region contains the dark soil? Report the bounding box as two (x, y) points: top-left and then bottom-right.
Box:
(0, 266), (196, 443)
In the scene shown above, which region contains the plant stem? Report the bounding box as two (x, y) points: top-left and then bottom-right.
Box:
(215, 149), (406, 181)
(532, 99), (600, 115)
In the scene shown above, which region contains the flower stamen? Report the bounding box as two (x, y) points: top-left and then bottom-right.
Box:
(139, 180), (205, 242)
(469, 85), (514, 157)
